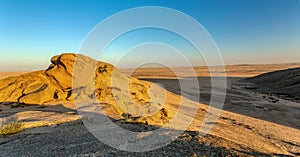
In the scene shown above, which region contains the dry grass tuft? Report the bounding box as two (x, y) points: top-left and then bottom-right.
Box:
(0, 121), (23, 136)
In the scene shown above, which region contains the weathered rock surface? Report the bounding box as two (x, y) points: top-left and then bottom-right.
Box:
(0, 53), (173, 125)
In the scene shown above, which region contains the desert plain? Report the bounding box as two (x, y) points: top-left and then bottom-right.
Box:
(0, 54), (299, 156)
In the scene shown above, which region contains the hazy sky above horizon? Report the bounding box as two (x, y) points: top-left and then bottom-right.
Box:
(0, 0), (299, 71)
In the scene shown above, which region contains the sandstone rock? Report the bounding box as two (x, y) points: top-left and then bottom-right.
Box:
(0, 53), (170, 124)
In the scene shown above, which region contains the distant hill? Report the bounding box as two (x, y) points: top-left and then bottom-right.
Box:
(240, 67), (300, 101)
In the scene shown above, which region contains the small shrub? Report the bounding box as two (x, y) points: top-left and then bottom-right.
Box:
(0, 122), (23, 136)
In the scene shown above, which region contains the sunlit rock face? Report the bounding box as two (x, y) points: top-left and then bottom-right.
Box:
(0, 53), (170, 125)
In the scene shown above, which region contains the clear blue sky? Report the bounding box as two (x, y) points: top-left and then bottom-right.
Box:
(0, 0), (299, 71)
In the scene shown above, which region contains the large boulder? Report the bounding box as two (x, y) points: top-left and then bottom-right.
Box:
(0, 53), (171, 124)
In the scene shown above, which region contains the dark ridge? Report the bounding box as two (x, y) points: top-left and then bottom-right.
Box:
(238, 67), (300, 101)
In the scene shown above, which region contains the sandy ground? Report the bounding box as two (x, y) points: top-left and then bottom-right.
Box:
(121, 63), (300, 78)
(1, 63), (299, 79)
(140, 77), (300, 130)
(1, 63), (300, 156)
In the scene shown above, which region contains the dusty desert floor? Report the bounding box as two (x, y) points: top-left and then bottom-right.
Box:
(0, 60), (300, 156)
(121, 63), (300, 78)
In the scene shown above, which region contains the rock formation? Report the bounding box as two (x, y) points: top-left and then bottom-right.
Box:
(0, 53), (173, 125)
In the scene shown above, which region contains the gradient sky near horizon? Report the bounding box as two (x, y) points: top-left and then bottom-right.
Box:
(0, 0), (299, 71)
